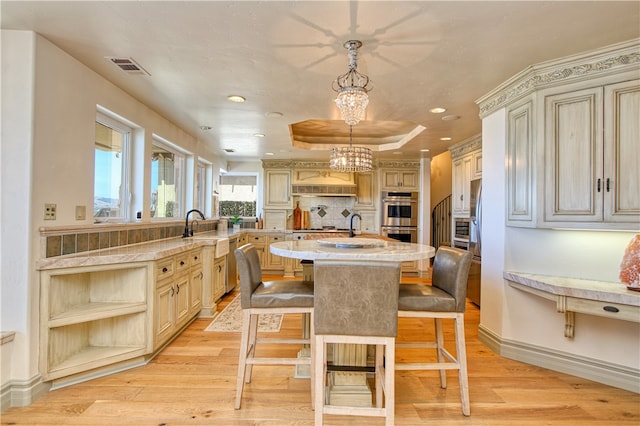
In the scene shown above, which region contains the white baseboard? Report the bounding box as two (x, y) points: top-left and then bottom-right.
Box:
(478, 325), (640, 394)
(1, 374), (50, 412)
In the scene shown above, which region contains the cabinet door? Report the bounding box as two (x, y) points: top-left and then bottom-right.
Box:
(400, 170), (419, 190)
(382, 170), (401, 189)
(263, 209), (287, 230)
(266, 235), (285, 270)
(452, 156), (472, 215)
(212, 257), (226, 301)
(507, 99), (535, 225)
(189, 267), (203, 316)
(174, 274), (191, 327)
(544, 86), (604, 222)
(604, 80), (640, 223)
(354, 172), (376, 209)
(472, 151), (482, 179)
(155, 280), (174, 348)
(264, 169), (292, 208)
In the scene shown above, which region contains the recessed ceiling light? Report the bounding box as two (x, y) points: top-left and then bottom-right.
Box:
(227, 95), (246, 103)
(440, 137), (452, 141)
(253, 133), (265, 138)
(266, 111), (284, 118)
(420, 148), (430, 152)
(199, 125), (212, 131)
(442, 115), (460, 121)
(430, 107), (446, 114)
(265, 152), (275, 156)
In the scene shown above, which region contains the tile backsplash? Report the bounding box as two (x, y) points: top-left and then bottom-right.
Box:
(294, 196), (357, 229)
(44, 220), (217, 258)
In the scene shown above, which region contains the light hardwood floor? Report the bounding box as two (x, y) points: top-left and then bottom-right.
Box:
(3, 276), (639, 425)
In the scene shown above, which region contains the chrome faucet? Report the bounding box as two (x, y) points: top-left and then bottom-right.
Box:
(349, 213), (362, 238)
(183, 209), (206, 238)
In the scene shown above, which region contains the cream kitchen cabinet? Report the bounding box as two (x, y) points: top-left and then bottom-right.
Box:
(245, 233), (267, 268)
(449, 135), (482, 217)
(264, 169), (292, 209)
(39, 262), (151, 381)
(266, 234), (286, 270)
(380, 169), (419, 190)
(354, 171), (376, 209)
(263, 209), (287, 230)
(153, 249), (202, 350)
(541, 79), (640, 228)
(212, 256), (226, 302)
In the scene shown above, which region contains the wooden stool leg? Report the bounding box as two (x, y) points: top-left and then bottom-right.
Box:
(455, 314), (470, 416)
(235, 310), (251, 409)
(309, 311), (315, 410)
(245, 313), (258, 383)
(385, 338), (395, 426)
(314, 335), (326, 425)
(375, 344), (383, 408)
(435, 318), (447, 388)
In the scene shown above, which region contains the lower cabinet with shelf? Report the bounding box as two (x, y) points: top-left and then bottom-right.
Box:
(40, 263), (152, 382)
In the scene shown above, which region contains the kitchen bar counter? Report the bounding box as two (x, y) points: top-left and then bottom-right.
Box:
(504, 271), (640, 338)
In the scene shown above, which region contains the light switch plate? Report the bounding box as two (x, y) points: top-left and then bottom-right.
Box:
(75, 205), (86, 220)
(44, 203), (57, 220)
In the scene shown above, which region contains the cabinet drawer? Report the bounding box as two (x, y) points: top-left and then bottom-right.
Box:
(156, 258), (175, 281)
(565, 297), (639, 323)
(267, 234), (285, 243)
(175, 253), (190, 274)
(190, 250), (202, 267)
(247, 234), (267, 244)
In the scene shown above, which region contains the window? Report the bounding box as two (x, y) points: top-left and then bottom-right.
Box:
(196, 160), (208, 213)
(219, 174), (257, 217)
(150, 138), (185, 219)
(94, 114), (131, 222)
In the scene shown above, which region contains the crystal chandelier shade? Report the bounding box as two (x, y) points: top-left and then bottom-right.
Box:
(332, 40), (372, 126)
(329, 125), (373, 172)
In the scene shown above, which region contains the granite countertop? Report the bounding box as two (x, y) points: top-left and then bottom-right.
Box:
(36, 228), (390, 271)
(504, 271), (640, 306)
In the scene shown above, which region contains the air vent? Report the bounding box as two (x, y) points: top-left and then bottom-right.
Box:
(224, 149), (235, 153)
(106, 57), (150, 76)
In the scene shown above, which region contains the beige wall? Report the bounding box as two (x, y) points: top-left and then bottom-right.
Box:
(430, 150), (452, 209)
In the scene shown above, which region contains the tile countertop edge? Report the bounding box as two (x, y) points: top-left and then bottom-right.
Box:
(503, 271), (640, 306)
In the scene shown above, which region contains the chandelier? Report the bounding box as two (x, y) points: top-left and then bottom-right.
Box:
(329, 125), (373, 172)
(332, 40), (372, 126)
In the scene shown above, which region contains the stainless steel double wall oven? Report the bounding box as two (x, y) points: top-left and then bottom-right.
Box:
(380, 191), (419, 243)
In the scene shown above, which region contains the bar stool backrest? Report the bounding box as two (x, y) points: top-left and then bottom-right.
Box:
(234, 244), (263, 309)
(314, 259), (401, 337)
(432, 246), (473, 313)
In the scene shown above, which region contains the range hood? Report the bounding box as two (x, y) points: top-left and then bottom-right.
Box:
(292, 184), (356, 197)
(291, 168), (356, 197)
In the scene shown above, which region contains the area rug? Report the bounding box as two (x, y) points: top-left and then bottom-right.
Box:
(204, 295), (283, 333)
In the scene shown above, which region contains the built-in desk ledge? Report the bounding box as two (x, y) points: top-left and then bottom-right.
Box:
(504, 271), (640, 339)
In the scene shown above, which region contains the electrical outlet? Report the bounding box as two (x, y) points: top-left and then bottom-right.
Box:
(75, 205), (86, 220)
(44, 203), (57, 220)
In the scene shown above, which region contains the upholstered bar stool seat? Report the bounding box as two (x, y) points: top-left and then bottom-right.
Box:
(234, 244), (314, 410)
(314, 259), (401, 426)
(396, 246), (473, 416)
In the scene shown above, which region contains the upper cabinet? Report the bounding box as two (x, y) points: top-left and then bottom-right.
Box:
(478, 38), (640, 230)
(354, 171), (376, 209)
(379, 161), (420, 191)
(449, 135), (482, 217)
(263, 167), (292, 209)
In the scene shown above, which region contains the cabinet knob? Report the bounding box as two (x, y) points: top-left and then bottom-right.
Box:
(180, 261), (185, 266)
(194, 256), (199, 261)
(603, 305), (619, 313)
(162, 267), (168, 273)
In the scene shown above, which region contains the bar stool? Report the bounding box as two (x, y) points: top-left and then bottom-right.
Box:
(234, 244), (314, 409)
(313, 259), (401, 426)
(396, 246), (473, 416)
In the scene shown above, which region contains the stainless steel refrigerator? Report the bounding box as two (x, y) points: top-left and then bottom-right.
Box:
(467, 178), (482, 306)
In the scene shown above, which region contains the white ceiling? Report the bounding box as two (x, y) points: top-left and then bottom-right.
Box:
(2, 1), (639, 162)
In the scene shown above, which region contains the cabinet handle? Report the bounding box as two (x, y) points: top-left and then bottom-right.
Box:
(606, 178), (610, 192)
(460, 195), (463, 201)
(218, 265), (222, 272)
(597, 178), (601, 192)
(603, 305), (619, 313)
(162, 267), (168, 273)
(200, 272), (203, 279)
(176, 283), (180, 294)
(170, 286), (175, 296)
